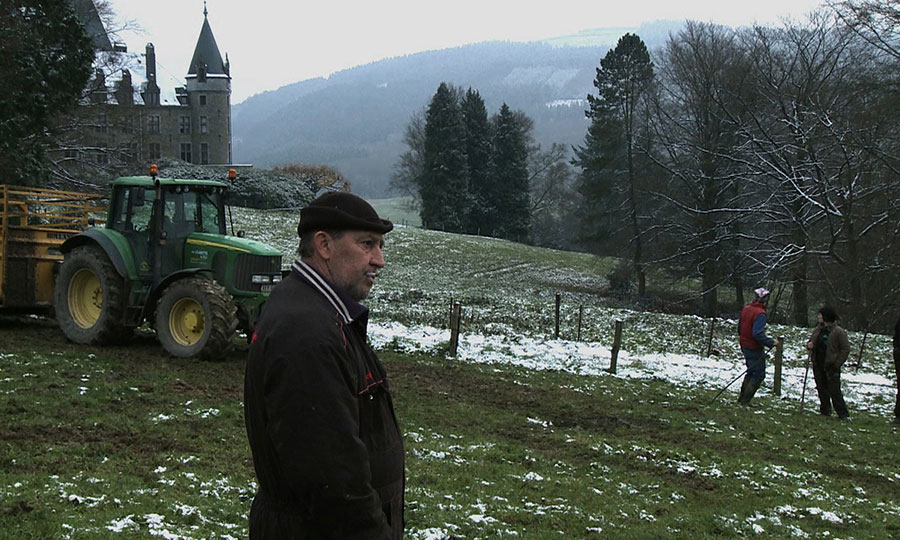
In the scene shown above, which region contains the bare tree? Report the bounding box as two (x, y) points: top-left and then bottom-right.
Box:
(389, 110), (426, 212)
(528, 143), (576, 249)
(735, 12), (900, 328)
(647, 21), (751, 315)
(830, 0), (900, 59)
(273, 164), (349, 193)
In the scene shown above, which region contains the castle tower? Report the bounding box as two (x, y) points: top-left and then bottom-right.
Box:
(185, 2), (232, 164)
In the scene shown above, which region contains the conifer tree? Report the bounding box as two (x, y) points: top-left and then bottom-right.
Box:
(461, 88), (492, 234)
(574, 33), (654, 295)
(420, 83), (470, 232)
(0, 0), (93, 185)
(489, 104), (531, 241)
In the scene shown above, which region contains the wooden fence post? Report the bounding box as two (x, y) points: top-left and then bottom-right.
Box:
(609, 320), (623, 374)
(772, 336), (784, 396)
(554, 293), (561, 338)
(577, 305), (583, 342)
(449, 302), (462, 357)
(705, 318), (716, 357)
(854, 331), (868, 373)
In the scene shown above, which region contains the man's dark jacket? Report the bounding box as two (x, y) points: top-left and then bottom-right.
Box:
(244, 260), (404, 539)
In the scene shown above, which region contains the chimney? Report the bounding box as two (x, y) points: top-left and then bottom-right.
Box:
(116, 69), (134, 106)
(145, 43), (157, 82)
(143, 43), (160, 106)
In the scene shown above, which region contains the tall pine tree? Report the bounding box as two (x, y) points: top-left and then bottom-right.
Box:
(490, 104), (531, 241)
(461, 88), (492, 234)
(420, 83), (470, 232)
(574, 33), (654, 295)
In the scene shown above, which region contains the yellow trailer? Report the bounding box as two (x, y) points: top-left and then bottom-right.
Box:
(0, 184), (105, 310)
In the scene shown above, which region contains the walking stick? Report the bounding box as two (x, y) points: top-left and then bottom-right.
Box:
(800, 349), (811, 411)
(708, 369), (747, 405)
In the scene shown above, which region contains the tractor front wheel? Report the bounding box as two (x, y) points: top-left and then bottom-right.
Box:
(54, 245), (129, 344)
(155, 277), (237, 359)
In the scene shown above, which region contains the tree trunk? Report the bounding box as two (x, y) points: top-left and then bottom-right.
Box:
(701, 259), (719, 317)
(733, 275), (744, 312)
(626, 129), (646, 297)
(845, 216), (864, 328)
(790, 252), (808, 326)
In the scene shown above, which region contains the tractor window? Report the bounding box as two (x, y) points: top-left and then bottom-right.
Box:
(110, 187), (155, 232)
(130, 188), (155, 231)
(196, 190), (222, 234)
(162, 189), (195, 236)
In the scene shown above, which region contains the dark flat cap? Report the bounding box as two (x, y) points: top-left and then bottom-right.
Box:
(297, 192), (393, 236)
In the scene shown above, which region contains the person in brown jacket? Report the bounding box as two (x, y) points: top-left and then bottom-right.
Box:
(806, 307), (851, 419)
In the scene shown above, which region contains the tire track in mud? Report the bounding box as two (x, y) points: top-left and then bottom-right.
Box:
(465, 261), (545, 280)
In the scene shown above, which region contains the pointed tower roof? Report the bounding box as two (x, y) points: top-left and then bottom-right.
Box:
(70, 0), (113, 51)
(187, 2), (228, 77)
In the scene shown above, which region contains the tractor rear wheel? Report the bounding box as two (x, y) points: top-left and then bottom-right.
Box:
(54, 245), (129, 344)
(155, 277), (237, 359)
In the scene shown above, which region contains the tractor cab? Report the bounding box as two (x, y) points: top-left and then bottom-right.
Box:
(107, 174), (227, 282)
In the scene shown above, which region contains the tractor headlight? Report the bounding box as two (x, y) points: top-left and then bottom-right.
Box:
(272, 274), (282, 283)
(251, 274), (271, 284)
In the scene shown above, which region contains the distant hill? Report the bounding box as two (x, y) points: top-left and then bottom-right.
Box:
(232, 21), (681, 197)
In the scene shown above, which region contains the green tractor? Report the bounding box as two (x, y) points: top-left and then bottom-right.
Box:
(54, 169), (283, 359)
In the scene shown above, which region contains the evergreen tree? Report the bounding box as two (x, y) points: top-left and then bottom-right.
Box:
(0, 0), (93, 185)
(574, 33), (654, 295)
(490, 104), (531, 241)
(461, 88), (492, 234)
(420, 83), (470, 232)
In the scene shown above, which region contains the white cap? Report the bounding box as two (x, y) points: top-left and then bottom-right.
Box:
(754, 287), (770, 299)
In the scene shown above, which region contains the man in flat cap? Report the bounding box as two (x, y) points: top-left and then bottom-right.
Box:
(244, 192), (404, 539)
(737, 287), (782, 406)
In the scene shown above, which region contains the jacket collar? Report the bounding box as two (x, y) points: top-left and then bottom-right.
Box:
(291, 259), (368, 324)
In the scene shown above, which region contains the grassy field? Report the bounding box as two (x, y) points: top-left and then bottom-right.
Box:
(2, 319), (899, 539)
(369, 196), (422, 229)
(2, 208), (899, 538)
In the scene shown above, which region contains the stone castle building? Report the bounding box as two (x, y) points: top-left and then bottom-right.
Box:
(63, 3), (232, 171)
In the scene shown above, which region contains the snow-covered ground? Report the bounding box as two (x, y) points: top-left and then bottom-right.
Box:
(370, 320), (898, 418)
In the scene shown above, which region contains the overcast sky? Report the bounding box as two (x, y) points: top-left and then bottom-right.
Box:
(103, 0), (827, 104)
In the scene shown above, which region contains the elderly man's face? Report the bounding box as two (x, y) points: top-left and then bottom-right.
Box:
(327, 230), (385, 301)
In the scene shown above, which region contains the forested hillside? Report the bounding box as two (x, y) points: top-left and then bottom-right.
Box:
(232, 24), (679, 197)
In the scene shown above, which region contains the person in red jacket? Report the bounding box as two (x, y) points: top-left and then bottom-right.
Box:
(244, 192), (404, 539)
(737, 288), (782, 405)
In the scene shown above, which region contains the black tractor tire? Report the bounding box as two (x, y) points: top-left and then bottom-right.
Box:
(155, 277), (237, 360)
(54, 245), (130, 345)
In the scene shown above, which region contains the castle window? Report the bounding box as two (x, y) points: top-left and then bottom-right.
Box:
(148, 143), (161, 160)
(200, 116), (208, 134)
(200, 143), (209, 165)
(199, 95), (207, 106)
(180, 142), (192, 163)
(147, 115), (160, 134)
(94, 113), (108, 133)
(180, 116), (191, 134)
